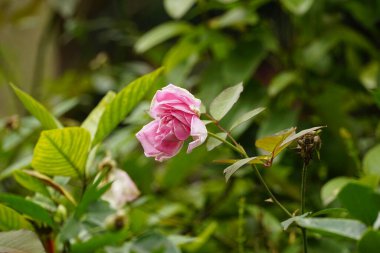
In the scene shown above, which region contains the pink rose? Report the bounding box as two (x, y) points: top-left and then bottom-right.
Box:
(136, 84), (207, 161)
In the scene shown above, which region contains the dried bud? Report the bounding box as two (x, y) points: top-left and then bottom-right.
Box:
(295, 131), (322, 165)
(5, 115), (20, 131)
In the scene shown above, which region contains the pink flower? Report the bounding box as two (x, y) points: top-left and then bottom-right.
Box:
(136, 84), (207, 161)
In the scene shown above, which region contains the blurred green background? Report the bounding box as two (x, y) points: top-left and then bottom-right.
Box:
(1, 0), (380, 252)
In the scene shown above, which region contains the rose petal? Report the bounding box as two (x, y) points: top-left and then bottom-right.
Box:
(136, 120), (161, 157)
(187, 116), (208, 153)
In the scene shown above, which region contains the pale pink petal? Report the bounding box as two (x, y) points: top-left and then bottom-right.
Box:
(102, 169), (140, 209)
(172, 119), (190, 140)
(187, 116), (208, 153)
(136, 120), (161, 157)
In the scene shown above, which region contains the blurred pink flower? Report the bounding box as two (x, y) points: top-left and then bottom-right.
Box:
(136, 84), (207, 161)
(102, 168), (140, 209)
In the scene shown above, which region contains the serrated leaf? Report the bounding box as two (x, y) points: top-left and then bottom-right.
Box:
(32, 127), (91, 178)
(135, 22), (192, 53)
(210, 82), (243, 121)
(320, 177), (353, 206)
(280, 125), (326, 147)
(0, 204), (33, 231)
(0, 230), (46, 253)
(206, 132), (227, 151)
(23, 170), (77, 205)
(282, 215), (366, 240)
(0, 193), (55, 227)
(81, 91), (116, 141)
(164, 0), (196, 19)
(224, 157), (256, 182)
(230, 107), (265, 130)
(10, 83), (61, 130)
(93, 68), (164, 145)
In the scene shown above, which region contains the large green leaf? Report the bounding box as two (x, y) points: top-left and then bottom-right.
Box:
(0, 230), (46, 253)
(10, 83), (61, 130)
(320, 177), (354, 206)
(93, 68), (163, 145)
(363, 144), (380, 176)
(229, 107), (266, 130)
(0, 204), (33, 231)
(338, 183), (380, 225)
(358, 230), (380, 253)
(164, 0), (195, 19)
(13, 170), (50, 197)
(209, 82), (243, 121)
(32, 127), (91, 178)
(0, 193), (55, 227)
(134, 22), (192, 53)
(282, 216), (367, 240)
(81, 91), (116, 140)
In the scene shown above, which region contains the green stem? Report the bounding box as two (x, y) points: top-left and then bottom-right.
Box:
(250, 164), (292, 217)
(301, 162), (308, 253)
(207, 131), (292, 218)
(207, 131), (242, 154)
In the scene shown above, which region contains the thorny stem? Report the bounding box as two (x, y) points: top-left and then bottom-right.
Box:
(206, 114), (292, 218)
(301, 162), (309, 253)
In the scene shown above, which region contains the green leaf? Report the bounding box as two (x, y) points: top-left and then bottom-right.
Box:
(13, 170), (50, 197)
(93, 68), (164, 145)
(320, 177), (354, 206)
(10, 83), (61, 130)
(210, 82), (243, 121)
(280, 125), (326, 147)
(0, 230), (46, 253)
(206, 132), (227, 151)
(0, 204), (33, 231)
(255, 127), (296, 164)
(358, 230), (380, 253)
(23, 170), (77, 205)
(280, 0), (314, 15)
(282, 216), (367, 240)
(268, 71), (298, 97)
(131, 231), (181, 253)
(209, 7), (258, 28)
(32, 127), (91, 178)
(230, 107), (265, 130)
(0, 193), (55, 227)
(81, 91), (116, 141)
(164, 0), (196, 19)
(363, 144), (380, 176)
(338, 183), (380, 225)
(72, 229), (130, 253)
(135, 22), (192, 53)
(224, 157), (256, 182)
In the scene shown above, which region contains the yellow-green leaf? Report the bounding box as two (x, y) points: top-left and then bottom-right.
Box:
(256, 127), (296, 157)
(93, 68), (164, 145)
(0, 204), (33, 231)
(81, 91), (116, 141)
(32, 127), (91, 178)
(10, 83), (61, 130)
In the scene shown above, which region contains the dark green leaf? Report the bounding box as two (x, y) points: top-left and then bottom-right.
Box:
(358, 230), (380, 253)
(338, 183), (380, 225)
(13, 170), (50, 197)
